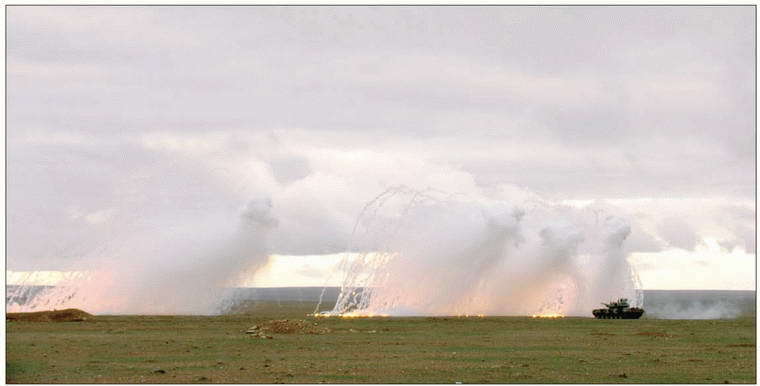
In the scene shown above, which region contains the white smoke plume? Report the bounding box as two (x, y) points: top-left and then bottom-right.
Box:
(7, 198), (275, 315)
(326, 187), (642, 317)
(9, 183), (644, 317)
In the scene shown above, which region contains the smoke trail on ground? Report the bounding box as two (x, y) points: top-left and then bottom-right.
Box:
(642, 290), (755, 319)
(326, 186), (642, 317)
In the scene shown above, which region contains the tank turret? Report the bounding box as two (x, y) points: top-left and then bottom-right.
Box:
(592, 298), (644, 319)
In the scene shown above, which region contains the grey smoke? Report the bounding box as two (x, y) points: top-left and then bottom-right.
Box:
(643, 290), (755, 319)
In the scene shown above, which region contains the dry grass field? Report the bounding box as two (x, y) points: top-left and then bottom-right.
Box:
(6, 302), (756, 384)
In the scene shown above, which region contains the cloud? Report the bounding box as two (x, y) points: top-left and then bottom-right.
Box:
(6, 6), (754, 296)
(658, 217), (700, 251)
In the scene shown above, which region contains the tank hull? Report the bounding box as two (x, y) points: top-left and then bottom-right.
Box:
(592, 308), (644, 319)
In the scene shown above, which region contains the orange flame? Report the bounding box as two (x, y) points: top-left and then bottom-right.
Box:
(531, 313), (564, 318)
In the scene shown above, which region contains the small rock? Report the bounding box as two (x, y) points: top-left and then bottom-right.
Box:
(153, 369), (166, 374)
(618, 373), (628, 378)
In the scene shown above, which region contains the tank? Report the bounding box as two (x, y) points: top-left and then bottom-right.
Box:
(592, 298), (644, 319)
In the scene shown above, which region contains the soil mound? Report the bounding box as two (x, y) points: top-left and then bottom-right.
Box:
(6, 308), (92, 322)
(246, 319), (330, 335)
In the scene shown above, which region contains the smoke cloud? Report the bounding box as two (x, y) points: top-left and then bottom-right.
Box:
(643, 290), (755, 319)
(8, 196), (275, 314)
(328, 187), (642, 317)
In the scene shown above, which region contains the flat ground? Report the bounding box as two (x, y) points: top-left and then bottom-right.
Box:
(6, 302), (756, 384)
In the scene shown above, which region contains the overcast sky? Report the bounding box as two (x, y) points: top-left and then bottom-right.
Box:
(7, 6), (755, 289)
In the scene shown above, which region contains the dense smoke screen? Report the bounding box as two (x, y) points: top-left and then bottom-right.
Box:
(9, 183), (644, 316)
(7, 197), (275, 315)
(326, 187), (642, 317)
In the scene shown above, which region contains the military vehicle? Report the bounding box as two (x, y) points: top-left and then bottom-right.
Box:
(592, 298), (644, 319)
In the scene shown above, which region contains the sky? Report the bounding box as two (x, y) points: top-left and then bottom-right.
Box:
(7, 6), (756, 291)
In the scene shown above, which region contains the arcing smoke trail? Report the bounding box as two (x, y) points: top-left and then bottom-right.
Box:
(325, 187), (643, 317)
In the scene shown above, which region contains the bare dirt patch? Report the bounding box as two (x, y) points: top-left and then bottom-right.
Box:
(6, 309), (92, 322)
(247, 319), (331, 335)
